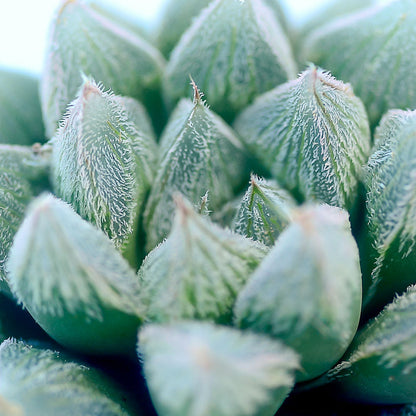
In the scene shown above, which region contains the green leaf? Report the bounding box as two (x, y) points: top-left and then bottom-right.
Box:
(138, 321), (299, 416)
(363, 109), (416, 314)
(328, 285), (416, 404)
(154, 0), (212, 58)
(139, 195), (268, 325)
(143, 85), (250, 251)
(6, 193), (144, 356)
(232, 174), (296, 246)
(163, 0), (297, 122)
(303, 0), (416, 127)
(0, 339), (135, 415)
(40, 0), (165, 137)
(234, 65), (371, 210)
(0, 68), (45, 145)
(0, 145), (50, 296)
(51, 77), (157, 268)
(235, 204), (362, 381)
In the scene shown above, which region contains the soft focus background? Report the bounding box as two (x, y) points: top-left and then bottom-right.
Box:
(0, 0), (336, 75)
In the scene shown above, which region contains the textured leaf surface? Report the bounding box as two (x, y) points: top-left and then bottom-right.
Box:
(328, 285), (416, 404)
(0, 69), (45, 145)
(164, 0), (297, 121)
(139, 196), (267, 324)
(0, 145), (49, 295)
(138, 321), (299, 416)
(52, 78), (157, 267)
(40, 0), (165, 137)
(0, 339), (133, 415)
(363, 109), (416, 313)
(6, 194), (144, 355)
(143, 93), (249, 251)
(235, 204), (362, 381)
(232, 175), (296, 246)
(234, 65), (371, 210)
(303, 0), (416, 127)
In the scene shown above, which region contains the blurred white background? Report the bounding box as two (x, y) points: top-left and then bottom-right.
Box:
(0, 0), (345, 75)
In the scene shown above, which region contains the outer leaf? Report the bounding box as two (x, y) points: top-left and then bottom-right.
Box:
(232, 175), (296, 246)
(363, 109), (416, 314)
(0, 145), (49, 295)
(143, 90), (249, 251)
(0, 339), (134, 415)
(0, 68), (45, 145)
(234, 65), (371, 210)
(328, 285), (416, 404)
(139, 195), (268, 325)
(303, 0), (416, 127)
(164, 0), (297, 122)
(40, 0), (165, 137)
(6, 194), (144, 356)
(235, 204), (362, 381)
(138, 321), (299, 416)
(52, 78), (157, 267)
(154, 0), (212, 58)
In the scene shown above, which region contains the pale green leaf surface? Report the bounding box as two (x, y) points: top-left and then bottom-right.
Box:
(363, 109), (416, 312)
(40, 0), (165, 137)
(328, 285), (416, 403)
(234, 66), (371, 210)
(232, 175), (296, 246)
(52, 78), (157, 266)
(139, 196), (268, 324)
(0, 145), (50, 295)
(163, 0), (297, 122)
(6, 193), (144, 355)
(0, 69), (45, 145)
(235, 204), (362, 381)
(303, 0), (416, 127)
(0, 339), (133, 415)
(143, 95), (249, 251)
(138, 321), (299, 416)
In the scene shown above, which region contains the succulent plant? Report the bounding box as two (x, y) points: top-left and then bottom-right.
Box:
(2, 0), (416, 413)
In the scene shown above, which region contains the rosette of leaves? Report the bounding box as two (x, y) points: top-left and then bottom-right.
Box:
(163, 0), (297, 122)
(0, 68), (45, 145)
(363, 109), (416, 314)
(327, 285), (416, 404)
(234, 65), (371, 211)
(0, 339), (135, 415)
(0, 144), (50, 296)
(51, 78), (157, 267)
(40, 0), (165, 137)
(138, 321), (299, 416)
(139, 195), (268, 325)
(6, 193), (144, 356)
(232, 174), (296, 246)
(143, 83), (250, 251)
(235, 204), (362, 382)
(303, 0), (416, 127)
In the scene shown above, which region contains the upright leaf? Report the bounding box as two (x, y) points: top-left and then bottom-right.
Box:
(6, 194), (144, 356)
(234, 65), (371, 210)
